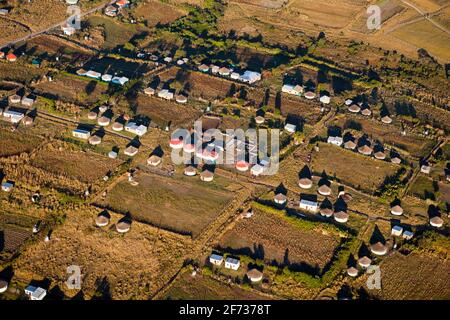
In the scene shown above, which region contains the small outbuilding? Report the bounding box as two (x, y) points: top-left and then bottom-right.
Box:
(235, 160), (249, 172)
(88, 135), (102, 145)
(0, 279), (8, 293)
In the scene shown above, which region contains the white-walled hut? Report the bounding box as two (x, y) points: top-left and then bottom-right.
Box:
(0, 279), (8, 293)
(116, 219), (131, 233)
(200, 170), (214, 182)
(147, 155), (162, 167)
(98, 116), (111, 127)
(334, 211), (349, 223)
(317, 184), (332, 196)
(390, 205), (403, 216)
(8, 94), (21, 104)
(370, 242), (388, 256)
(184, 166), (197, 176)
(112, 122), (124, 131)
(381, 115), (392, 124)
(255, 116), (265, 124)
(274, 193), (287, 205)
(298, 177), (313, 189)
(358, 145), (373, 156)
(88, 135), (102, 145)
(95, 212), (110, 227)
(374, 151), (386, 160)
(429, 216), (444, 228)
(235, 160), (249, 172)
(246, 269), (263, 283)
(320, 207), (333, 218)
(358, 256), (372, 268)
(347, 267), (358, 277)
(348, 104), (361, 113)
(87, 111), (98, 120)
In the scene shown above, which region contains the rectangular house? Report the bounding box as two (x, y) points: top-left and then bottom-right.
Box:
(299, 199), (318, 212)
(72, 129), (91, 140)
(224, 257), (240, 271)
(209, 254), (224, 266)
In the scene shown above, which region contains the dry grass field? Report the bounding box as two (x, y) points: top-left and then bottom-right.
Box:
(0, 125), (44, 157)
(33, 73), (108, 106)
(25, 35), (94, 60)
(98, 172), (236, 237)
(12, 205), (190, 299)
(311, 142), (399, 192)
(31, 142), (122, 184)
(218, 206), (341, 271)
(135, 94), (202, 128)
(332, 115), (436, 158)
(0, 17), (30, 44)
(131, 0), (187, 27)
(357, 252), (450, 300)
(164, 271), (270, 300)
(0, 61), (48, 83)
(157, 67), (236, 100)
(390, 19), (450, 62)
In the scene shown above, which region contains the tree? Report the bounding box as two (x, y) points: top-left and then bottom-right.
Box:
(275, 91), (282, 110)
